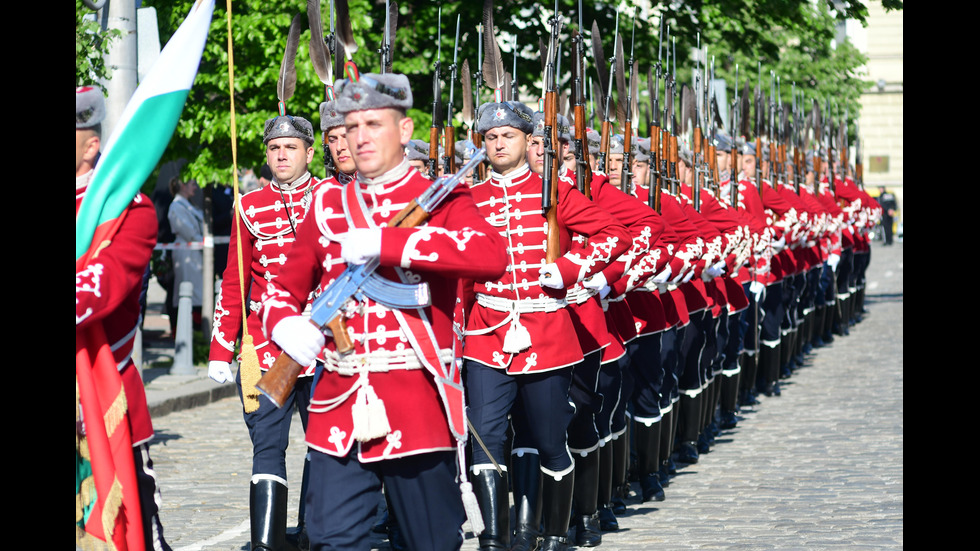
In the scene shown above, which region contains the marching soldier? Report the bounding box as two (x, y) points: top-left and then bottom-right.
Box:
(261, 72), (508, 551)
(462, 99), (630, 551)
(207, 112), (322, 550)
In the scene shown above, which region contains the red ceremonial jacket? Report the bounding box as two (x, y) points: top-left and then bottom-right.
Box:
(210, 173), (322, 375)
(76, 175), (156, 445)
(261, 161), (507, 461)
(463, 164), (630, 374)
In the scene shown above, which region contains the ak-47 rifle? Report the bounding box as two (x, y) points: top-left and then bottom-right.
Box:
(256, 149), (488, 407)
(542, 0), (564, 263)
(620, 8), (638, 193)
(428, 8), (443, 180)
(571, 0), (593, 198)
(444, 15), (461, 175)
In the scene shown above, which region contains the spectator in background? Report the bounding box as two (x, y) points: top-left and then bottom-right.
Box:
(168, 177), (204, 331)
(877, 186), (898, 246)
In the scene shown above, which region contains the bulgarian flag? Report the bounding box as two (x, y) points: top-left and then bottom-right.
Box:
(76, 1), (214, 549)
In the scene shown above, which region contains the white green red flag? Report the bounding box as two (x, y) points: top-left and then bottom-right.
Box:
(76, 0), (214, 265)
(76, 2), (214, 549)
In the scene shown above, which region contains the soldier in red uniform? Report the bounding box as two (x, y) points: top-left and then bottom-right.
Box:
(321, 99), (358, 184)
(207, 112), (321, 550)
(462, 100), (630, 551)
(75, 86), (172, 551)
(261, 72), (508, 551)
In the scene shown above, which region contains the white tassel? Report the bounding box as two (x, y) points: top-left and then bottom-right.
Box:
(502, 318), (531, 353)
(351, 382), (391, 442)
(459, 481), (485, 535)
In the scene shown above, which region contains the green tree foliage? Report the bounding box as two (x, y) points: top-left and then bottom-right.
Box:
(91, 0), (898, 189)
(76, 0), (122, 88)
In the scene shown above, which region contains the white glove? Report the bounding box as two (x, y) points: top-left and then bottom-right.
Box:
(771, 235), (786, 253)
(208, 361), (234, 384)
(651, 265), (672, 285)
(271, 316), (325, 366)
(749, 280), (765, 302)
(582, 272), (608, 293)
(827, 253), (841, 272)
(681, 269), (695, 283)
(342, 228), (382, 265)
(704, 261), (726, 279)
(598, 285), (612, 299)
(538, 264), (564, 289)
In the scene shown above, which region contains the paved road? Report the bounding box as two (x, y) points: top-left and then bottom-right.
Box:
(149, 242), (903, 550)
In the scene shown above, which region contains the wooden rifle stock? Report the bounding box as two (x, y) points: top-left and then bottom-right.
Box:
(573, 103), (593, 198)
(544, 91), (561, 263)
(472, 132), (487, 181)
(428, 125), (440, 179)
(444, 125), (457, 175)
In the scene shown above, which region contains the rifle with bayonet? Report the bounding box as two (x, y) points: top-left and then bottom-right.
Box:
(444, 14), (461, 175)
(648, 18), (664, 212)
(754, 63), (763, 198)
(667, 35), (679, 196)
(620, 8), (637, 193)
(379, 0), (397, 73)
(571, 0), (593, 198)
(729, 63), (740, 207)
(593, 14), (619, 174)
(428, 8), (443, 180)
(542, 0), (564, 263)
(256, 148), (488, 408)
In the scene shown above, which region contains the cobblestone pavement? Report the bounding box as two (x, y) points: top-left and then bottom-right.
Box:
(148, 242), (902, 550)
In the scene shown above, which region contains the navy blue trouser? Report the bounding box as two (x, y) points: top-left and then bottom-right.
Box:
(237, 370), (312, 479)
(464, 360), (575, 473)
(306, 449), (464, 551)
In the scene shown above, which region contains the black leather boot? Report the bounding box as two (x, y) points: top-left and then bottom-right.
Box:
(572, 449), (601, 546)
(719, 370), (740, 430)
(471, 469), (510, 550)
(595, 443), (618, 531)
(634, 421), (665, 502)
(250, 478), (287, 551)
(657, 407), (673, 487)
(676, 393), (702, 464)
(609, 432), (629, 515)
(510, 453), (541, 551)
(286, 455), (310, 551)
(540, 470), (575, 551)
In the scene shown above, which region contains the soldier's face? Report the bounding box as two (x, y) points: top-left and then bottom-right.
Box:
(716, 148), (730, 173)
(632, 159), (649, 192)
(484, 126), (528, 175)
(527, 136), (545, 175)
(562, 148), (577, 174)
(326, 126), (356, 174)
(742, 154), (756, 176)
(608, 153), (624, 185)
(345, 108), (413, 179)
(266, 137), (314, 185)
